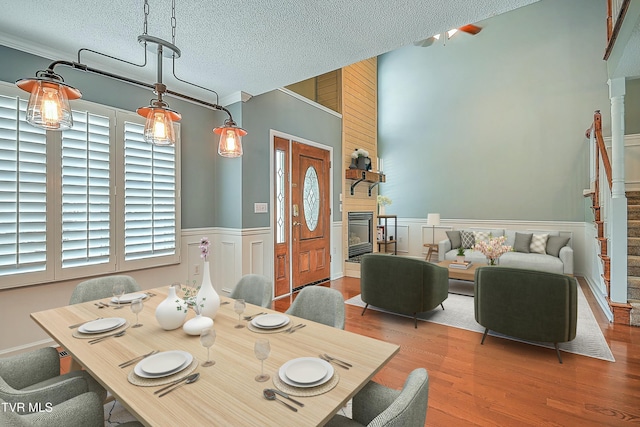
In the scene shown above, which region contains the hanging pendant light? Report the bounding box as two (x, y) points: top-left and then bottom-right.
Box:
(213, 118), (247, 158)
(137, 82), (181, 146)
(16, 70), (82, 130)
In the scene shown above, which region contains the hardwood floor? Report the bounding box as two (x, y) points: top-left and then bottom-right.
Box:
(275, 277), (640, 426)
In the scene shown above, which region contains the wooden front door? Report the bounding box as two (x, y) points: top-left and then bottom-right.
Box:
(291, 141), (331, 289)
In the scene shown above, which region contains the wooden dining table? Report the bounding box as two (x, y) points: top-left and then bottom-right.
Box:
(31, 286), (399, 426)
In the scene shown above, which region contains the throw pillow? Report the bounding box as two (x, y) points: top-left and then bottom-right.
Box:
(460, 231), (475, 249)
(546, 236), (570, 257)
(530, 234), (549, 254)
(473, 231), (491, 244)
(446, 230), (461, 249)
(513, 232), (532, 253)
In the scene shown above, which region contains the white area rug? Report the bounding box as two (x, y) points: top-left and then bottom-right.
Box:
(346, 284), (615, 362)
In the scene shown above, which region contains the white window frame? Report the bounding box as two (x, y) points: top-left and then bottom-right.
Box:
(0, 82), (181, 290)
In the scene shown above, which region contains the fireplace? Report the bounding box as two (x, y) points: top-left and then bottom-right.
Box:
(347, 212), (373, 260)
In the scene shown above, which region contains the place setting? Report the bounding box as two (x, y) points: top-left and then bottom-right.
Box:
(127, 349), (199, 388)
(247, 313), (291, 333)
(271, 355), (340, 397)
(71, 316), (130, 340)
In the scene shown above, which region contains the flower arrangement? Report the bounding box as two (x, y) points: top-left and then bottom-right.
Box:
(377, 195), (392, 207)
(199, 237), (210, 261)
(351, 148), (369, 159)
(473, 235), (512, 265)
(174, 280), (205, 315)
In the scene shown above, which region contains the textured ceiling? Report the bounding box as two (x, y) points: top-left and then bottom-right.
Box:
(0, 0), (538, 104)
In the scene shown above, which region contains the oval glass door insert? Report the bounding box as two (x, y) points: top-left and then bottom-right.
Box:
(303, 166), (320, 231)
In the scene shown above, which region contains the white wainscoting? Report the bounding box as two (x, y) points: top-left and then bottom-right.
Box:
(605, 133), (640, 191)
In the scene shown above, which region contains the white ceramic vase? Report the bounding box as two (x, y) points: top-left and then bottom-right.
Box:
(183, 313), (214, 336)
(196, 261), (220, 319)
(155, 286), (187, 330)
(378, 205), (386, 216)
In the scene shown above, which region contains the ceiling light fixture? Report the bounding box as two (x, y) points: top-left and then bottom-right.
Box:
(15, 0), (246, 156)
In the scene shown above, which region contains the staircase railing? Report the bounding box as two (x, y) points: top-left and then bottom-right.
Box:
(586, 110), (613, 300)
(605, 0), (630, 59)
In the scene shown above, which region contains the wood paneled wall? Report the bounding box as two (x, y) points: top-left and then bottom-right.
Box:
(341, 57), (378, 277)
(316, 70), (342, 113)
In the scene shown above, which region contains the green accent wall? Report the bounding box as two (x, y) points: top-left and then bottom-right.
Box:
(377, 0), (610, 221)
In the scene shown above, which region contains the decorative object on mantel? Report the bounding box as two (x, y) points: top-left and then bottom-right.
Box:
(473, 235), (512, 265)
(350, 148), (372, 171)
(196, 237), (221, 319)
(155, 285), (188, 330)
(377, 195), (392, 215)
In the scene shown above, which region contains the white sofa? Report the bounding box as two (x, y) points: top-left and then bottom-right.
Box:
(438, 228), (573, 275)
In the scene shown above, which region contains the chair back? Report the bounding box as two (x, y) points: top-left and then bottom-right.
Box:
(69, 275), (141, 304)
(229, 274), (273, 308)
(355, 368), (429, 427)
(285, 286), (345, 329)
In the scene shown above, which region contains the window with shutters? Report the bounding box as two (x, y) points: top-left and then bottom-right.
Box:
(0, 83), (181, 289)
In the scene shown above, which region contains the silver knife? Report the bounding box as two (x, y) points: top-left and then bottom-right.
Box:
(271, 389), (304, 407)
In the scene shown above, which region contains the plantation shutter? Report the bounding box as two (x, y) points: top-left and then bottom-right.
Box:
(60, 111), (111, 268)
(123, 121), (177, 260)
(0, 94), (48, 276)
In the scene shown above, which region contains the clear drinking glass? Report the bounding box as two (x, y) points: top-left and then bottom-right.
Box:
(200, 328), (216, 367)
(130, 298), (143, 328)
(234, 299), (246, 329)
(112, 283), (125, 309)
(254, 338), (270, 382)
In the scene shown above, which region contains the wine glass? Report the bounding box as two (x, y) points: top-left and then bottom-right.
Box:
(130, 298), (143, 328)
(112, 283), (125, 309)
(254, 338), (270, 382)
(200, 328), (216, 367)
(234, 299), (246, 329)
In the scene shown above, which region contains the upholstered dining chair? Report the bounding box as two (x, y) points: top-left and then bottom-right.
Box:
(0, 347), (107, 412)
(285, 286), (345, 329)
(325, 368), (429, 427)
(229, 274), (273, 308)
(0, 393), (104, 427)
(69, 274), (141, 304)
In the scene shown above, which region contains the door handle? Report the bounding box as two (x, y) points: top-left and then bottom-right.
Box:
(292, 221), (301, 226)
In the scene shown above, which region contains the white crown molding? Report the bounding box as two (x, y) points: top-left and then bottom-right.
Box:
(220, 91), (253, 107)
(0, 32), (71, 63)
(277, 88), (342, 118)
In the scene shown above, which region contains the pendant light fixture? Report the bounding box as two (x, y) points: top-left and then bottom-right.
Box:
(214, 118), (247, 158)
(15, 0), (245, 155)
(16, 69), (81, 130)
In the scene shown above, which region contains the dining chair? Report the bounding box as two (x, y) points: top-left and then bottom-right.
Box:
(69, 275), (141, 304)
(229, 274), (273, 308)
(285, 286), (345, 329)
(0, 347), (107, 412)
(325, 368), (429, 427)
(0, 393), (104, 427)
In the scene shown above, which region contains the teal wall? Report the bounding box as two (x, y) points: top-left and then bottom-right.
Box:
(0, 45), (341, 230)
(626, 78), (640, 134)
(377, 0), (610, 221)
(241, 90), (342, 228)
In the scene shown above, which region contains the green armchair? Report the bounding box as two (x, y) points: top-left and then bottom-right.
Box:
(0, 347), (106, 412)
(0, 393), (104, 427)
(360, 254), (449, 328)
(474, 267), (577, 363)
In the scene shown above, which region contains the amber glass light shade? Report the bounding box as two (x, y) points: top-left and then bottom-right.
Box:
(137, 106), (181, 146)
(214, 124), (247, 158)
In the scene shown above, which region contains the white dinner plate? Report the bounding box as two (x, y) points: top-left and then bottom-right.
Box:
(284, 357), (328, 384)
(78, 317), (126, 334)
(134, 351), (193, 378)
(111, 293), (147, 304)
(278, 357), (334, 388)
(251, 314), (290, 329)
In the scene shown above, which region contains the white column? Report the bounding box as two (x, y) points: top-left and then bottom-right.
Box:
(608, 78), (628, 304)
